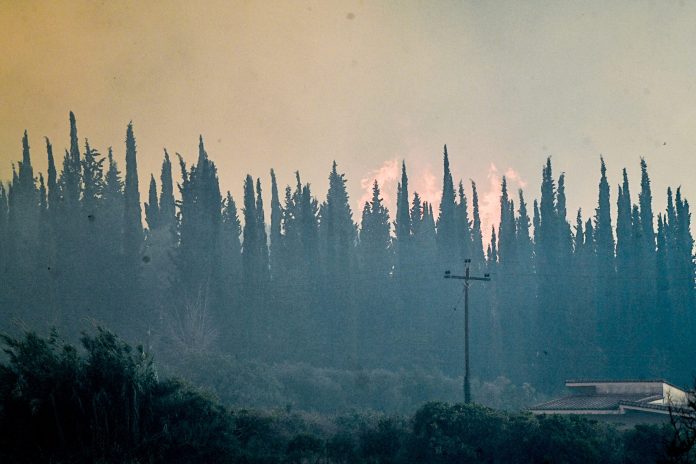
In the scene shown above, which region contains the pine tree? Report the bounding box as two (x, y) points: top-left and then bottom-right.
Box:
(359, 180), (391, 277)
(81, 140), (104, 217)
(320, 161), (355, 273)
(102, 148), (124, 240)
(319, 161), (356, 365)
(358, 180), (392, 364)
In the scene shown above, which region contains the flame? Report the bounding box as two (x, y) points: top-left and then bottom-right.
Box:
(358, 158), (526, 249)
(478, 163), (527, 245)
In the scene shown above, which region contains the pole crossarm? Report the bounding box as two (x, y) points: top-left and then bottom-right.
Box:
(445, 275), (490, 281)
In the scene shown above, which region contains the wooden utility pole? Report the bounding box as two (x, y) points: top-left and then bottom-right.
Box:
(444, 259), (490, 404)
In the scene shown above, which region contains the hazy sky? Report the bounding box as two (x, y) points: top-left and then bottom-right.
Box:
(2, 0), (696, 241)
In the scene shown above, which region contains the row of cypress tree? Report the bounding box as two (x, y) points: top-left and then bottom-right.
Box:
(0, 114), (694, 389)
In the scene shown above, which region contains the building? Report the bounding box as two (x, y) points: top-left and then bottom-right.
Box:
(529, 379), (690, 428)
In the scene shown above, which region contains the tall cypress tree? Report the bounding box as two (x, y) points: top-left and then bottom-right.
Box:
(437, 145), (457, 266)
(159, 150), (176, 231)
(394, 161), (411, 276)
(269, 169), (282, 280)
(516, 190), (533, 266)
(255, 178), (270, 282)
(242, 174), (258, 288)
(488, 226), (498, 265)
(497, 177), (516, 264)
(594, 157), (616, 372)
(639, 158), (655, 252)
(145, 175), (160, 231)
(123, 122), (143, 261)
(456, 181), (472, 263)
(470, 181), (485, 266)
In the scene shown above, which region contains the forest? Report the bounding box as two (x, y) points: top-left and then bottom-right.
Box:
(0, 112), (694, 411)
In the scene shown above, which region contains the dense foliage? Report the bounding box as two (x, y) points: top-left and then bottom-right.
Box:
(0, 330), (685, 463)
(1, 114), (694, 396)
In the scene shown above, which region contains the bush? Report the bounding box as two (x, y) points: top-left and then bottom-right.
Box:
(0, 328), (239, 463)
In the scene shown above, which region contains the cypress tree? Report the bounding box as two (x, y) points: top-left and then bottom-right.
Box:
(556, 173), (573, 260)
(516, 190), (533, 265)
(615, 169), (633, 275)
(470, 181), (485, 266)
(395, 161), (411, 276)
(437, 145), (457, 264)
(457, 181), (472, 262)
(594, 157), (616, 371)
(269, 169), (282, 279)
(159, 150), (176, 231)
(220, 190), (243, 351)
(123, 122), (143, 261)
(497, 177), (516, 264)
(221, 191), (242, 277)
(242, 174), (258, 287)
(255, 178), (269, 281)
(145, 175), (160, 231)
(639, 158), (655, 251)
(574, 209), (584, 254)
(60, 112), (81, 210)
(488, 225), (498, 265)
(45, 138), (58, 211)
(594, 157), (615, 269)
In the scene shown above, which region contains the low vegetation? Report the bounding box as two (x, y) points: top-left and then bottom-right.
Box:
(1, 329), (692, 463)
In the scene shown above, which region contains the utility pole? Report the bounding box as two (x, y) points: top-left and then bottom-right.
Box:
(444, 259), (490, 404)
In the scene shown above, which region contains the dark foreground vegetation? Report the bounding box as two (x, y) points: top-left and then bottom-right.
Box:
(1, 329), (694, 463)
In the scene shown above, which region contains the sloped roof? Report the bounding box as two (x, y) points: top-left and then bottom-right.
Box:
(566, 378), (684, 390)
(531, 394), (661, 412)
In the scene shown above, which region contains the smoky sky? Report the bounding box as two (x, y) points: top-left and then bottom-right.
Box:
(2, 0), (696, 239)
